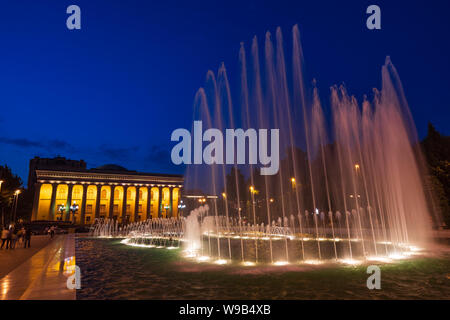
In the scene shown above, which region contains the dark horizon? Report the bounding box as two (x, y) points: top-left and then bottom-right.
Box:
(0, 0), (449, 184)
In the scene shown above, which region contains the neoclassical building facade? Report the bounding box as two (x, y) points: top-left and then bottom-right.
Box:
(29, 157), (183, 224)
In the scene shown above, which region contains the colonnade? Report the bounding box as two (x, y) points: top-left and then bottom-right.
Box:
(32, 182), (181, 224)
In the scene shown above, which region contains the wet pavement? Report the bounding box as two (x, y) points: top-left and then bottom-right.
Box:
(0, 234), (76, 300)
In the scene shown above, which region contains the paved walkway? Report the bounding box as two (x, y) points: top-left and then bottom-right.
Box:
(0, 234), (76, 300)
(0, 235), (54, 278)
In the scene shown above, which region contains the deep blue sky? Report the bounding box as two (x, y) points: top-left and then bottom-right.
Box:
(0, 0), (449, 183)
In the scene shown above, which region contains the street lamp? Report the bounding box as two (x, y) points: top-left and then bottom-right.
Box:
(164, 204), (170, 217)
(58, 204), (66, 221)
(177, 200), (186, 217)
(70, 201), (79, 224)
(12, 189), (20, 223)
(0, 180), (4, 192)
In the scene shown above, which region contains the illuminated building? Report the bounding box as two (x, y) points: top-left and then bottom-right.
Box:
(29, 157), (183, 224)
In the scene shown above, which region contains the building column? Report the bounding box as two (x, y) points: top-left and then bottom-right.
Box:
(49, 183), (58, 221)
(80, 184), (88, 225)
(109, 185), (115, 219)
(95, 185), (101, 219)
(158, 187), (163, 218)
(31, 182), (42, 221)
(65, 184), (74, 221)
(134, 187), (140, 221)
(146, 187), (151, 219)
(122, 186), (127, 224)
(169, 187), (173, 218)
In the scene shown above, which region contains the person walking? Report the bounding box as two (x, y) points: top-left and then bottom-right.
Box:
(5, 227), (13, 249)
(17, 227), (25, 247)
(1, 227), (9, 249)
(24, 228), (31, 248)
(50, 226), (55, 239)
(10, 230), (17, 249)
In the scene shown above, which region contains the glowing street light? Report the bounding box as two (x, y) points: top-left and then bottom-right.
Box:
(12, 190), (21, 223)
(0, 180), (4, 192)
(269, 198), (274, 203)
(354, 164), (360, 170)
(290, 177), (297, 191)
(222, 192), (226, 199)
(70, 201), (79, 224)
(58, 204), (66, 221)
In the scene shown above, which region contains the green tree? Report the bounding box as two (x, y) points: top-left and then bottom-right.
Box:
(0, 165), (23, 225)
(421, 123), (450, 227)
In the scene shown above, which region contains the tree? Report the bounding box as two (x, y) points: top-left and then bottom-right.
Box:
(421, 123), (450, 227)
(0, 165), (23, 225)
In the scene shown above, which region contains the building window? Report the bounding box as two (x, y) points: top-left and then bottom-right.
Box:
(126, 204), (131, 213)
(86, 204), (93, 213)
(139, 189), (143, 200)
(100, 204), (106, 213)
(57, 188), (66, 199)
(101, 189), (107, 199)
(138, 204), (143, 213)
(87, 189), (94, 199)
(114, 189), (120, 199)
(86, 216), (91, 223)
(73, 189), (81, 199)
(127, 189), (132, 199)
(113, 204), (119, 213)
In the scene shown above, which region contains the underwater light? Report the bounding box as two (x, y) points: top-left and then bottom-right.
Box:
(340, 259), (362, 265)
(389, 253), (407, 260)
(273, 261), (289, 266)
(197, 256), (210, 262)
(366, 256), (392, 263)
(242, 261), (256, 266)
(166, 246), (177, 250)
(303, 259), (323, 265)
(214, 259), (228, 265)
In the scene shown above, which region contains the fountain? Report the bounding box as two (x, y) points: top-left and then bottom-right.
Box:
(92, 24), (436, 267)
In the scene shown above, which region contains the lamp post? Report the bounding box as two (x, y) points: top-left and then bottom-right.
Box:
(58, 204), (66, 221)
(12, 189), (20, 224)
(164, 204), (170, 218)
(70, 201), (79, 224)
(177, 200), (186, 217)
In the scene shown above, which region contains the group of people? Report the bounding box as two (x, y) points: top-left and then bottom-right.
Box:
(44, 226), (56, 239)
(1, 226), (32, 249)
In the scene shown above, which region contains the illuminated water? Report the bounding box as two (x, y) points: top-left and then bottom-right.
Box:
(76, 238), (450, 300)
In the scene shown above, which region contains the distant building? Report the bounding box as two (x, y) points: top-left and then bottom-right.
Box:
(29, 157), (183, 224)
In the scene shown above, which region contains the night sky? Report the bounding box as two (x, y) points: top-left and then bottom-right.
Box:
(0, 0), (449, 183)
